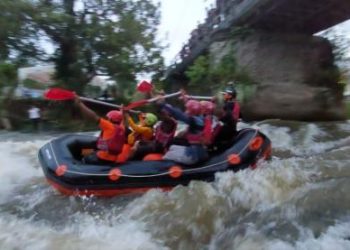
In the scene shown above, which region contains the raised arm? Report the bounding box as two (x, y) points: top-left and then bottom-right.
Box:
(126, 113), (150, 134)
(160, 103), (192, 124)
(74, 96), (100, 122)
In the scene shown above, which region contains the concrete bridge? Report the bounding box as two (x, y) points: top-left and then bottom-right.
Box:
(166, 0), (350, 79)
(165, 0), (350, 121)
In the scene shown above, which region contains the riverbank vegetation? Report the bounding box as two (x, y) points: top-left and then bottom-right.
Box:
(0, 0), (165, 131)
(0, 1), (350, 130)
(0, 0), (164, 94)
(185, 51), (256, 103)
(184, 28), (258, 103)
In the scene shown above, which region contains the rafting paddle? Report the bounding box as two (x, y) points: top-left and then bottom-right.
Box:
(186, 95), (214, 100)
(125, 91), (182, 110)
(44, 88), (141, 114)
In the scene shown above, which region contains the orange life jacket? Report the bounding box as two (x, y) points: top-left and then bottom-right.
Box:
(97, 125), (125, 155)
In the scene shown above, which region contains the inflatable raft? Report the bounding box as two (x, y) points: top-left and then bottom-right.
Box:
(38, 128), (272, 196)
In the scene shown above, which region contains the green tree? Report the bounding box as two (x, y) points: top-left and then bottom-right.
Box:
(185, 55), (210, 88)
(0, 63), (17, 88)
(185, 52), (255, 95)
(0, 0), (164, 94)
(0, 63), (18, 103)
(0, 1), (41, 64)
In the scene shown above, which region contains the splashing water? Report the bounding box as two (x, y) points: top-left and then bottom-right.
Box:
(0, 120), (349, 250)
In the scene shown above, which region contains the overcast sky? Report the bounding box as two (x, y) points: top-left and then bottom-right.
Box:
(157, 0), (216, 66)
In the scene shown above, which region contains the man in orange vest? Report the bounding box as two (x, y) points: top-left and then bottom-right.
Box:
(74, 96), (128, 165)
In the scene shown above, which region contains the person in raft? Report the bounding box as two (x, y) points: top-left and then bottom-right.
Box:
(124, 111), (158, 159)
(129, 108), (178, 160)
(74, 96), (128, 165)
(179, 89), (222, 148)
(200, 100), (223, 149)
(157, 96), (208, 165)
(212, 84), (242, 151)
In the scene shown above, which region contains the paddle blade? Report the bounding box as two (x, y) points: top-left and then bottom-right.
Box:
(125, 99), (148, 110)
(44, 88), (76, 100)
(136, 80), (153, 93)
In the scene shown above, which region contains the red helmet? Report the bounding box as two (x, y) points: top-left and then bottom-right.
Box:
(200, 101), (215, 115)
(106, 110), (123, 123)
(185, 100), (202, 115)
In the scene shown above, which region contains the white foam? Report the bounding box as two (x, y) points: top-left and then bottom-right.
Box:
(208, 219), (350, 250)
(0, 214), (168, 250)
(253, 122), (350, 157)
(213, 158), (316, 211)
(0, 122), (348, 249)
(0, 140), (47, 203)
(267, 220), (350, 250)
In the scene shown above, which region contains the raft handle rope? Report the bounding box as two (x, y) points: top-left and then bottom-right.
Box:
(50, 129), (260, 178)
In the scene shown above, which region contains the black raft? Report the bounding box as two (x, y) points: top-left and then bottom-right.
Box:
(38, 128), (272, 196)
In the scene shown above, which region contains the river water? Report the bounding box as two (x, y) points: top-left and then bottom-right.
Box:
(0, 120), (350, 250)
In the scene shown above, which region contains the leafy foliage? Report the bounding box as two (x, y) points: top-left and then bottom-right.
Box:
(0, 0), (164, 94)
(0, 0), (47, 66)
(0, 63), (18, 112)
(0, 63), (17, 86)
(185, 56), (210, 89)
(185, 52), (255, 95)
(22, 79), (50, 89)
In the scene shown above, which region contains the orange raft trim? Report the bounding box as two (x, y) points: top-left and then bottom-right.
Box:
(169, 166), (183, 178)
(46, 178), (174, 197)
(55, 165), (67, 176)
(227, 154), (241, 165)
(249, 136), (263, 151)
(109, 168), (122, 181)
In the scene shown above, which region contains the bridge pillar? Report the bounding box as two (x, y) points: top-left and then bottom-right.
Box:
(210, 31), (346, 121)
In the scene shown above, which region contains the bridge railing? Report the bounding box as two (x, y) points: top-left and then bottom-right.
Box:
(165, 0), (272, 78)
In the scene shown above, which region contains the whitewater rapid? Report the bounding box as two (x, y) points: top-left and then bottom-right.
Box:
(0, 121), (349, 250)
